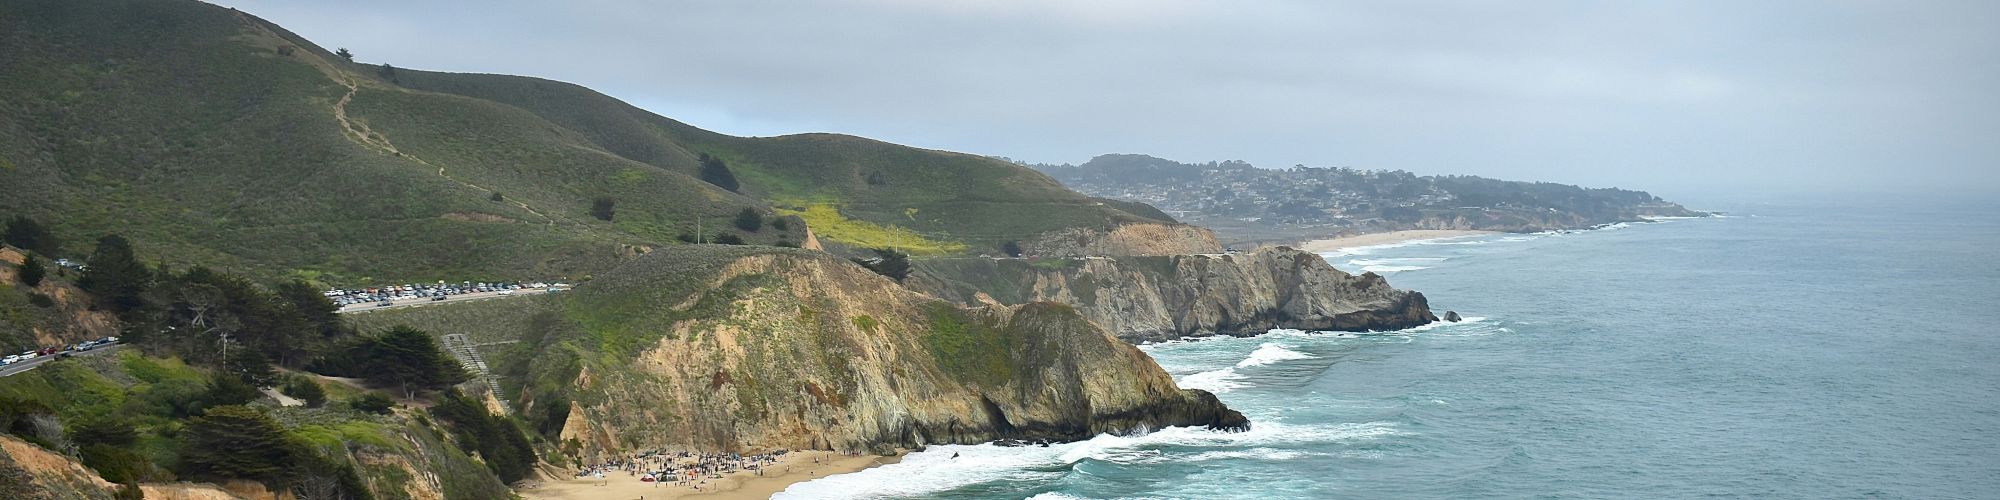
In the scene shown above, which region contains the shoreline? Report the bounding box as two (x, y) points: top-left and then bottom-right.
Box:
(1297, 230), (1497, 253)
(518, 451), (901, 500)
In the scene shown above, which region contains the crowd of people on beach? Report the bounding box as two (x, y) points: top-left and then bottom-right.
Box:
(573, 449), (791, 491)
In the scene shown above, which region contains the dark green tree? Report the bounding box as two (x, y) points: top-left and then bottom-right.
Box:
(365, 326), (470, 399)
(79, 235), (152, 314)
(201, 371), (262, 409)
(489, 192), (504, 202)
(18, 253), (45, 287)
(3, 215), (57, 255)
(223, 349), (277, 387)
(334, 47), (353, 62)
(853, 248), (910, 282)
(349, 392), (395, 414)
(275, 280), (343, 339)
(734, 208), (763, 232)
(179, 405), (293, 482)
(698, 153), (740, 192)
(280, 375), (327, 408)
(377, 63), (398, 83)
(590, 197), (615, 221)
(1000, 240), (1024, 257)
(713, 233), (744, 245)
(771, 217), (790, 231)
(432, 390), (537, 482)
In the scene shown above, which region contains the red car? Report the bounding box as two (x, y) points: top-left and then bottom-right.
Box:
(38, 347), (57, 356)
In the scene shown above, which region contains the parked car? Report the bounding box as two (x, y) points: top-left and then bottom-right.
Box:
(3, 355), (20, 365)
(431, 296), (447, 302)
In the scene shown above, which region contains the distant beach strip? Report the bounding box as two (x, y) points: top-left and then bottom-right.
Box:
(1297, 230), (1496, 254)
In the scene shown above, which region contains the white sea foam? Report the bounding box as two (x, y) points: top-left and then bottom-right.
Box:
(1177, 367), (1248, 393)
(1236, 343), (1316, 368)
(1397, 316), (1489, 333)
(777, 421), (1399, 499)
(1360, 264), (1430, 273)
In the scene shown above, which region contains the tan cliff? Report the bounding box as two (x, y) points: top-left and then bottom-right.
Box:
(906, 246), (1437, 343)
(1024, 222), (1224, 257)
(495, 246), (1246, 461)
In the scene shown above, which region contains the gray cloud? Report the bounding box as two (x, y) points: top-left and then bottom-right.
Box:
(216, 0), (1999, 197)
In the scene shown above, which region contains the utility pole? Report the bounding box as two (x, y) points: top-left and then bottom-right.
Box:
(697, 216), (704, 244)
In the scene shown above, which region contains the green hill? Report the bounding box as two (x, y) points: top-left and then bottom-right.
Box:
(0, 0), (1177, 284)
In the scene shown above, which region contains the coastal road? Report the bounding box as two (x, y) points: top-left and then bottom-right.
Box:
(336, 287), (569, 314)
(0, 343), (121, 378)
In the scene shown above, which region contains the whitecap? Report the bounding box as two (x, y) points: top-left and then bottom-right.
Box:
(1236, 343), (1316, 368)
(1398, 316), (1489, 332)
(1176, 367), (1247, 393)
(1360, 264), (1430, 273)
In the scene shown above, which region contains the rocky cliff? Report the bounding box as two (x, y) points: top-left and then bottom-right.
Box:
(907, 246), (1436, 343)
(1025, 222), (1224, 257)
(493, 246), (1245, 460)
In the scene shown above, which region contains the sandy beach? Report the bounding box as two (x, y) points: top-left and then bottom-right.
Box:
(519, 451), (899, 500)
(1298, 230), (1496, 253)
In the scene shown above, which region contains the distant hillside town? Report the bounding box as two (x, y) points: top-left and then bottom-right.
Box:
(1026, 154), (1704, 246)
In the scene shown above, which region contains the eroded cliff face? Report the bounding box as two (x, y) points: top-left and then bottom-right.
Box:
(907, 246), (1436, 343)
(517, 247), (1245, 460)
(1025, 222), (1224, 257)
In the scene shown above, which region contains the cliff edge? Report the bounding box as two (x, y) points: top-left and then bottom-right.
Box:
(498, 246), (1245, 459)
(908, 246), (1436, 342)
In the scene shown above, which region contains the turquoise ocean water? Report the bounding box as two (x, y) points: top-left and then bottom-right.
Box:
(781, 196), (2000, 499)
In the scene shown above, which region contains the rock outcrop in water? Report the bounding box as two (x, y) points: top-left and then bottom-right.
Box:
(500, 246), (1245, 459)
(907, 246), (1436, 343)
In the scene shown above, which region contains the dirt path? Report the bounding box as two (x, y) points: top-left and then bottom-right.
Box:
(229, 11), (568, 226)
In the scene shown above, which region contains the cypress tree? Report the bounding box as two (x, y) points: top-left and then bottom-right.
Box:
(18, 253), (45, 287)
(79, 235), (152, 314)
(179, 405), (292, 482)
(698, 153), (740, 192)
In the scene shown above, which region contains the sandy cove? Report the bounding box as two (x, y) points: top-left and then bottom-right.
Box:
(1297, 230), (1496, 253)
(519, 451), (900, 500)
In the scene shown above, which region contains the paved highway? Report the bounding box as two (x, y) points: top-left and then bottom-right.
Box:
(336, 287), (568, 314)
(0, 343), (121, 377)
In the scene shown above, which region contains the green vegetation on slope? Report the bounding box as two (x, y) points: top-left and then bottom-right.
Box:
(0, 0), (797, 284)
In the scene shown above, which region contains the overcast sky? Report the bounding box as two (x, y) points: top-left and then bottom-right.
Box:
(215, 0), (1998, 197)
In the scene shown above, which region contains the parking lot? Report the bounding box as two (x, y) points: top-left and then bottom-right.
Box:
(331, 281), (570, 314)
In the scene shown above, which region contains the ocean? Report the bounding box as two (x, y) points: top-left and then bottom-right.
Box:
(780, 196), (2000, 499)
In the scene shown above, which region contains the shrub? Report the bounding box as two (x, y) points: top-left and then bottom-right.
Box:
(590, 197), (615, 221)
(734, 208), (763, 232)
(713, 233), (744, 245)
(350, 392), (395, 414)
(280, 375), (327, 408)
(27, 292), (54, 308)
(489, 192), (504, 202)
(201, 372), (262, 409)
(771, 217), (790, 231)
(18, 253), (45, 287)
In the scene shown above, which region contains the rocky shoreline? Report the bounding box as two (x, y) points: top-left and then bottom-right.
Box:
(908, 246), (1437, 343)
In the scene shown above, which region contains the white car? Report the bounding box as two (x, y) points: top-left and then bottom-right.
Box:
(497, 290), (514, 295)
(2, 355), (19, 365)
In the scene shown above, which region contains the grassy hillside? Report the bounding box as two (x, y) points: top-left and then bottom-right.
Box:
(6, 0), (1195, 283)
(392, 69), (1181, 255)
